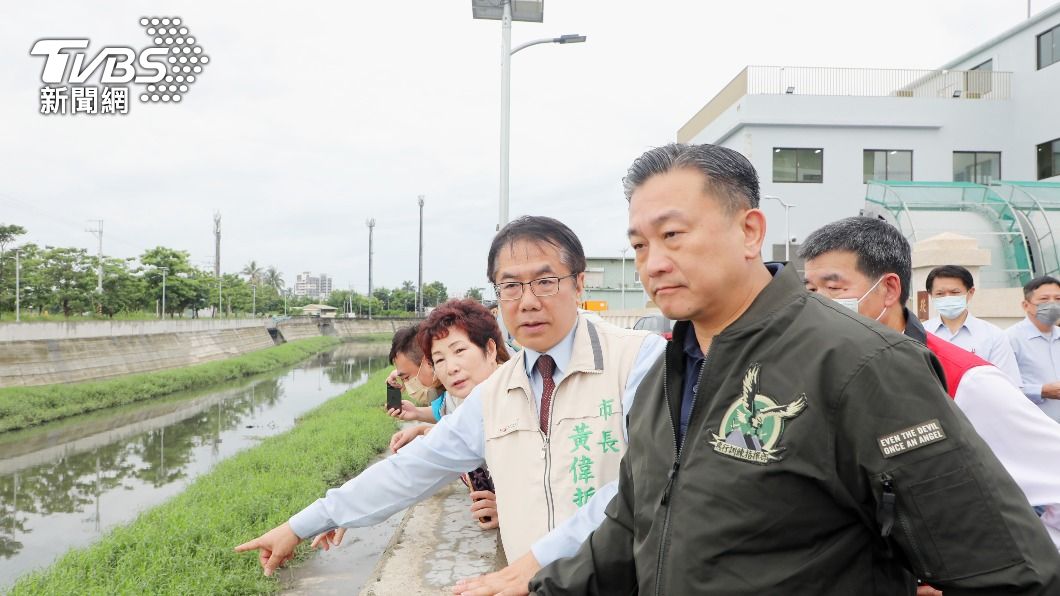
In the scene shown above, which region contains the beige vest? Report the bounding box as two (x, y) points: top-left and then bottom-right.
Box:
(481, 316), (651, 560)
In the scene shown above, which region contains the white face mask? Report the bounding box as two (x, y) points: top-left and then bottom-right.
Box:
(933, 295), (968, 320)
(833, 276), (887, 321)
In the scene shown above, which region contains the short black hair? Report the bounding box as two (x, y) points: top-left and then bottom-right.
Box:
(1023, 275), (1060, 300)
(487, 216), (586, 283)
(799, 217), (912, 304)
(389, 323), (423, 365)
(622, 143), (760, 212)
(926, 265), (974, 292)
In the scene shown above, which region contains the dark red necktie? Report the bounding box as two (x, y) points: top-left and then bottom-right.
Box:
(536, 355), (556, 434)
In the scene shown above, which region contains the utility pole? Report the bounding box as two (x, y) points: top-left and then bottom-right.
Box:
(252, 284), (256, 317)
(417, 195), (424, 315)
(86, 220), (103, 315)
(366, 218), (375, 320)
(14, 248), (20, 322)
(213, 212), (222, 317)
(160, 267), (168, 319)
(620, 247), (628, 310)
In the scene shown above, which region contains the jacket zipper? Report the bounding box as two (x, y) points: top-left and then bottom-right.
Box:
(880, 473), (933, 580)
(540, 381), (560, 530)
(654, 343), (711, 596)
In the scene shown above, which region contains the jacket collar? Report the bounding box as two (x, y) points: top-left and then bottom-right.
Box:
(903, 308), (928, 344)
(670, 262), (801, 353)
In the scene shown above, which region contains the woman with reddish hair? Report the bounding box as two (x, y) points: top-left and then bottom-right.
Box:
(313, 299), (510, 549)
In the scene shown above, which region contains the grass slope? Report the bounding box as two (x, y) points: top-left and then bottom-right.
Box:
(9, 368), (396, 595)
(0, 336), (342, 433)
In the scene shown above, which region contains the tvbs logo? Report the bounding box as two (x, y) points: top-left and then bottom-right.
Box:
(31, 17), (209, 116)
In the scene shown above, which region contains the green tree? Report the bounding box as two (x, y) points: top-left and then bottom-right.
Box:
(422, 281), (449, 307)
(241, 261), (263, 286)
(140, 247), (208, 317)
(33, 246), (96, 316)
(464, 287), (484, 302)
(264, 266), (284, 292)
(100, 257), (146, 317)
(0, 224), (27, 318)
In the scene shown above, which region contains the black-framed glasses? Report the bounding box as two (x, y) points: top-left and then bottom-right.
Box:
(494, 274), (577, 301)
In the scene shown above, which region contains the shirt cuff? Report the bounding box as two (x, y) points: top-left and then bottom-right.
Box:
(530, 525), (580, 567)
(288, 500), (335, 540)
(1025, 383), (1045, 404)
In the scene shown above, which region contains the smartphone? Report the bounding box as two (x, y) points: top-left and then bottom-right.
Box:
(386, 384), (402, 410)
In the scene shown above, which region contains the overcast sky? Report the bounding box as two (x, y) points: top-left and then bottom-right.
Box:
(0, 0), (1051, 297)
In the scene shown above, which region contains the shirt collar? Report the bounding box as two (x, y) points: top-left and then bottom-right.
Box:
(683, 324), (705, 361)
(903, 308), (928, 344)
(523, 317), (579, 379)
(1024, 316), (1060, 341)
(929, 314), (974, 335)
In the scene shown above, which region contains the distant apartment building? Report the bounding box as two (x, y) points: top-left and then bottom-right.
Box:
(294, 271), (333, 300)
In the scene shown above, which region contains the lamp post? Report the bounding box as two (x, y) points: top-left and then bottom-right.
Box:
(366, 218), (375, 320)
(417, 195), (424, 315)
(159, 266), (168, 319)
(472, 0), (585, 230)
(252, 283), (256, 317)
(763, 195), (797, 261)
(620, 247), (628, 310)
(14, 248), (20, 322)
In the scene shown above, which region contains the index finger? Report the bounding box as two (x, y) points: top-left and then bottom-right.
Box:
(233, 538), (261, 553)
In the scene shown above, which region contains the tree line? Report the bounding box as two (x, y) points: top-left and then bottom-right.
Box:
(0, 224), (458, 320)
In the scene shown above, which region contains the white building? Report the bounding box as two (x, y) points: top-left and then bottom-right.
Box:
(293, 271), (333, 300)
(679, 3), (1060, 288)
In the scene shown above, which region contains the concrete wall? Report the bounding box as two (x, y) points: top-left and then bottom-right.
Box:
(0, 318), (266, 342)
(330, 318), (421, 337)
(0, 326), (276, 387)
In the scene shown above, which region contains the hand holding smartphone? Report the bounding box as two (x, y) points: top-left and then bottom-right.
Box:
(386, 384), (402, 411)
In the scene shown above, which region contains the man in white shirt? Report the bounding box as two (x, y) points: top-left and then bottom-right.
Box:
(922, 264), (1022, 386)
(1007, 275), (1060, 422)
(235, 216), (665, 580)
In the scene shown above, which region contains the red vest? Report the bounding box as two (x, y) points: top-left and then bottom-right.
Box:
(924, 334), (992, 399)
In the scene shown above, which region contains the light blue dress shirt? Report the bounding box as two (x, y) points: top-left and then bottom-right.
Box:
(924, 314), (1022, 386)
(288, 318), (666, 565)
(1007, 317), (1060, 421)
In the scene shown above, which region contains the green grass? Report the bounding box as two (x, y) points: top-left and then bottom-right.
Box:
(8, 369), (397, 596)
(0, 336), (342, 433)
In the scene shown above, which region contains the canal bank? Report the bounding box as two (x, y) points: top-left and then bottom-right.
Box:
(2, 349), (396, 594)
(0, 317), (420, 388)
(0, 336), (344, 433)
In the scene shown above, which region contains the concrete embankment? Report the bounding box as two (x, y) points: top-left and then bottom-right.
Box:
(0, 319), (275, 387)
(0, 317), (422, 389)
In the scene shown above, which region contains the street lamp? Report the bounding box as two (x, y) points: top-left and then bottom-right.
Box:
(763, 195), (797, 261)
(14, 248), (21, 322)
(252, 283), (257, 317)
(472, 0), (586, 230)
(417, 195), (424, 315)
(159, 266), (169, 319)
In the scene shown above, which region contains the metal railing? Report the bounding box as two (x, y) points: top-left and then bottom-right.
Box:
(744, 65), (1011, 99)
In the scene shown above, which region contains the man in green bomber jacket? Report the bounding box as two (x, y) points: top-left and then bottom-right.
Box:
(530, 144), (1060, 595)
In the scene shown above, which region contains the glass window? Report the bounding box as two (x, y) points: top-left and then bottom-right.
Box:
(1040, 25), (1059, 70)
(1039, 138), (1060, 180)
(863, 150), (913, 183)
(773, 148), (823, 183)
(953, 151), (1001, 184)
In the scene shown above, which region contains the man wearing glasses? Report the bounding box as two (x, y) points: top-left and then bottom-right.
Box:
(236, 216), (665, 582)
(1007, 275), (1060, 422)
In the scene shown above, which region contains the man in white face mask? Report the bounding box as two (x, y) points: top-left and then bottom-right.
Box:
(801, 217), (1060, 560)
(923, 265), (1021, 386)
(1007, 276), (1060, 422)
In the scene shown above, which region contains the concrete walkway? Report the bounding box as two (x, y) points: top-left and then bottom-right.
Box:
(282, 481), (503, 596)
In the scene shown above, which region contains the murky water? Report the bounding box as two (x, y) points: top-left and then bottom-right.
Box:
(0, 342), (390, 589)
